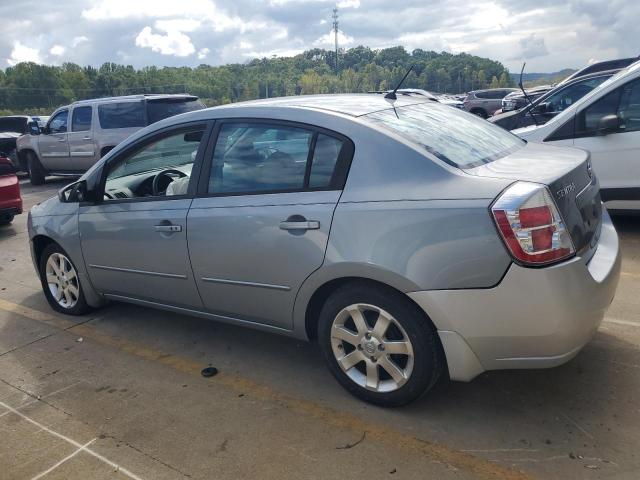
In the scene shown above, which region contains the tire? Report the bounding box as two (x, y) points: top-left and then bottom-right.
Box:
(318, 281), (443, 407)
(0, 215), (13, 226)
(471, 108), (487, 119)
(38, 243), (91, 315)
(27, 152), (46, 186)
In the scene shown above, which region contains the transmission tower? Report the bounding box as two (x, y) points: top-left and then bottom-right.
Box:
(332, 7), (339, 74)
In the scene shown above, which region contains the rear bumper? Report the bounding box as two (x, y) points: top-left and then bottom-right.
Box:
(408, 209), (621, 381)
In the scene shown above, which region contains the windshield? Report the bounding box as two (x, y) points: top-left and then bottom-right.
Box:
(0, 117), (26, 134)
(365, 103), (525, 168)
(146, 99), (205, 124)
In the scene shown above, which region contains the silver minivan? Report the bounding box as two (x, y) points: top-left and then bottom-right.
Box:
(28, 95), (621, 406)
(17, 94), (204, 185)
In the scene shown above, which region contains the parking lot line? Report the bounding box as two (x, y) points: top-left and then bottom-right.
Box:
(0, 400), (144, 480)
(30, 438), (96, 480)
(0, 297), (531, 480)
(604, 318), (640, 328)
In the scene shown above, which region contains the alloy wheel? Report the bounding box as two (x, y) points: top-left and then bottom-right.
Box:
(330, 303), (414, 393)
(45, 253), (80, 309)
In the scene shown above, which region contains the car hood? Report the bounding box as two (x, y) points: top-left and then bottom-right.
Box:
(30, 195), (77, 218)
(0, 132), (20, 140)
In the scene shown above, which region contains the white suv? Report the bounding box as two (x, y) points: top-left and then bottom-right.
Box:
(515, 61), (640, 212)
(17, 94), (204, 185)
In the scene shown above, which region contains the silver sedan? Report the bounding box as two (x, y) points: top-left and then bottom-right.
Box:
(28, 94), (621, 406)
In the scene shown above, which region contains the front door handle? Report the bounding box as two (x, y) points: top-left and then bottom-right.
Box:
(82, 136), (91, 140)
(279, 219), (320, 231)
(155, 224), (182, 233)
(58, 137), (66, 142)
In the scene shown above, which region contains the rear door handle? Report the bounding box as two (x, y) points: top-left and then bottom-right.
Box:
(155, 224), (182, 233)
(82, 136), (91, 140)
(279, 220), (320, 231)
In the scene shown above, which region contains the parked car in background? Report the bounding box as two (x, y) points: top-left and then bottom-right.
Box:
(491, 71), (617, 130)
(557, 57), (638, 86)
(514, 60), (640, 212)
(370, 89), (464, 109)
(0, 115), (47, 171)
(28, 93), (620, 406)
(463, 88), (518, 118)
(17, 94), (205, 185)
(0, 155), (22, 225)
(500, 85), (553, 113)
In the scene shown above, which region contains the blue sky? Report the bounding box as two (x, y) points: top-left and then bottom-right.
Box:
(1, 0), (637, 72)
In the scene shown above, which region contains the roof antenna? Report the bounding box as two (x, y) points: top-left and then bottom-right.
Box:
(518, 62), (539, 126)
(385, 65), (414, 100)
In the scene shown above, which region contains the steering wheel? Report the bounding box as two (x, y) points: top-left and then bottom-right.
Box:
(152, 169), (187, 196)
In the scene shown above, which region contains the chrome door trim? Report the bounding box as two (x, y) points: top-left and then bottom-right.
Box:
(89, 264), (187, 279)
(70, 151), (95, 157)
(201, 276), (291, 291)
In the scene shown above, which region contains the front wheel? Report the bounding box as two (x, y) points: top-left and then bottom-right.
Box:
(27, 152), (46, 186)
(318, 282), (443, 407)
(39, 244), (91, 315)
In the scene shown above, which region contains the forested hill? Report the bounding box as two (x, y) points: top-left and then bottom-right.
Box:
(0, 46), (512, 114)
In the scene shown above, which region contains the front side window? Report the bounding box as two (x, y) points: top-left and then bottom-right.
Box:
(72, 106), (92, 132)
(576, 87), (622, 135)
(538, 77), (609, 116)
(209, 123), (313, 194)
(48, 110), (68, 134)
(366, 103), (524, 169)
(104, 128), (204, 200)
(98, 102), (145, 129)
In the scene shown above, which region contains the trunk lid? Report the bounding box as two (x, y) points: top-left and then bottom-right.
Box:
(466, 142), (602, 259)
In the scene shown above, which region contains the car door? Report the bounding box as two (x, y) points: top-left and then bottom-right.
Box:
(38, 109), (70, 171)
(68, 105), (97, 171)
(571, 78), (640, 202)
(78, 122), (211, 308)
(188, 121), (354, 329)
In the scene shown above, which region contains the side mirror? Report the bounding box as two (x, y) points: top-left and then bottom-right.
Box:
(597, 114), (619, 135)
(58, 180), (89, 203)
(28, 122), (41, 135)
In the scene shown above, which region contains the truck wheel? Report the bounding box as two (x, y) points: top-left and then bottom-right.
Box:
(27, 152), (46, 186)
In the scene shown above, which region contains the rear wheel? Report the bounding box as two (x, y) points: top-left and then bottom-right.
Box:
(27, 152), (46, 186)
(0, 215), (13, 226)
(39, 244), (90, 315)
(318, 282), (443, 407)
(471, 108), (487, 119)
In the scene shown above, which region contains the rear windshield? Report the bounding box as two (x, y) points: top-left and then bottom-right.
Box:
(146, 99), (204, 124)
(0, 117), (26, 134)
(98, 102), (146, 129)
(365, 103), (525, 168)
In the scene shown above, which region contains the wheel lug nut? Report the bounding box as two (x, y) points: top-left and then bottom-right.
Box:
(357, 345), (363, 350)
(337, 344), (343, 350)
(365, 332), (371, 340)
(378, 344), (385, 351)
(370, 356), (376, 363)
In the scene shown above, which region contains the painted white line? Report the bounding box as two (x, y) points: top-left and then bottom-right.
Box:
(30, 438), (96, 480)
(621, 271), (640, 279)
(603, 318), (640, 328)
(0, 400), (144, 480)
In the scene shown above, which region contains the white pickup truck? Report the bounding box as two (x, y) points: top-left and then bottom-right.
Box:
(17, 94), (204, 185)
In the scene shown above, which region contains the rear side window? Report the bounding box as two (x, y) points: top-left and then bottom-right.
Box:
(366, 103), (524, 169)
(209, 123), (312, 194)
(147, 99), (204, 124)
(98, 102), (145, 129)
(71, 106), (92, 132)
(309, 134), (343, 188)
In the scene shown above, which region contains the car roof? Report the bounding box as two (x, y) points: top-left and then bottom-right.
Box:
(206, 94), (433, 117)
(71, 94), (198, 106)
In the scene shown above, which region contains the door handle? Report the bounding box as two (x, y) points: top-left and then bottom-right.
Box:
(154, 224), (182, 233)
(279, 220), (320, 231)
(82, 136), (91, 140)
(58, 137), (66, 142)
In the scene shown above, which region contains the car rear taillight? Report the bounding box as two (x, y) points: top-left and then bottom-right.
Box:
(491, 181), (575, 266)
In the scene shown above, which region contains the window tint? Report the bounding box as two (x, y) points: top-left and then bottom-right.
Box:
(538, 77), (608, 115)
(48, 110), (68, 134)
(618, 79), (640, 133)
(98, 102), (145, 129)
(71, 106), (92, 132)
(576, 88), (622, 135)
(105, 129), (204, 200)
(147, 99), (204, 124)
(309, 134), (343, 188)
(0, 117), (27, 133)
(209, 123), (313, 194)
(366, 103), (524, 169)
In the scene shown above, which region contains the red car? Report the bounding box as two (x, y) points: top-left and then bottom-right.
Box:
(0, 155), (22, 225)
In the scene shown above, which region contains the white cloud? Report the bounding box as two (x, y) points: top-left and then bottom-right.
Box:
(155, 19), (201, 33)
(336, 0), (360, 8)
(135, 26), (195, 56)
(313, 29), (354, 48)
(7, 41), (41, 66)
(50, 45), (65, 56)
(239, 41), (253, 49)
(71, 36), (89, 48)
(197, 47), (210, 59)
